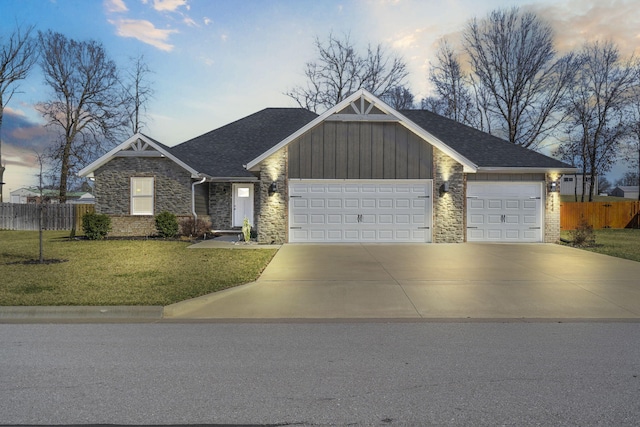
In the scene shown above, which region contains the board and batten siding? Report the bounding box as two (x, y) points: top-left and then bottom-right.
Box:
(288, 122), (433, 180)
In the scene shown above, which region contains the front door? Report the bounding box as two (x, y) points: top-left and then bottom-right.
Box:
(232, 183), (254, 227)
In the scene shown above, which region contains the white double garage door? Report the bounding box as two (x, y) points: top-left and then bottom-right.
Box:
(288, 180), (544, 243)
(289, 180), (432, 243)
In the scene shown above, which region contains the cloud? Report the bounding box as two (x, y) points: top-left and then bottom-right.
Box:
(1, 108), (55, 162)
(109, 19), (178, 51)
(527, 0), (640, 56)
(183, 16), (197, 27)
(152, 0), (187, 12)
(203, 17), (212, 26)
(104, 0), (128, 13)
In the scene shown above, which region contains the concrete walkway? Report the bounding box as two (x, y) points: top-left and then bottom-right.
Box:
(164, 243), (640, 320)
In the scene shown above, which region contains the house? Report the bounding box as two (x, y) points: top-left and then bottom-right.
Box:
(79, 89), (576, 243)
(611, 186), (639, 200)
(560, 174), (598, 196)
(9, 187), (95, 204)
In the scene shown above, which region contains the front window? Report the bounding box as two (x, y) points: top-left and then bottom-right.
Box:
(131, 177), (154, 215)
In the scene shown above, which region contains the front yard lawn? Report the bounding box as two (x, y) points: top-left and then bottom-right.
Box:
(560, 229), (640, 263)
(0, 231), (276, 306)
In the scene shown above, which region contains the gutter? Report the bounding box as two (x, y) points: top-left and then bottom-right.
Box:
(191, 177), (207, 229)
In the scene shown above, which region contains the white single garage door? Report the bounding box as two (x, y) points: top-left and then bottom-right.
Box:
(289, 180), (432, 243)
(467, 182), (544, 242)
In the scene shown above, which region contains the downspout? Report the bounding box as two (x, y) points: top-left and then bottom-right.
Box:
(191, 177), (206, 233)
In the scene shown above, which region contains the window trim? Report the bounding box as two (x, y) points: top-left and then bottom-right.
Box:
(130, 176), (154, 216)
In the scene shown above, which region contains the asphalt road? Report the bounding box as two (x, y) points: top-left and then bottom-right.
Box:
(1, 322), (639, 426)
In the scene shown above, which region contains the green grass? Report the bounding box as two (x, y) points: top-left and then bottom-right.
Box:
(0, 231), (277, 306)
(560, 229), (640, 262)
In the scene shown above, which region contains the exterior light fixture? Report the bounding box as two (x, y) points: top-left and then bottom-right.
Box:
(549, 181), (559, 193)
(439, 181), (449, 195)
(268, 182), (277, 195)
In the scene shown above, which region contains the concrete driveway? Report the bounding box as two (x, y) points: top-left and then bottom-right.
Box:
(164, 243), (640, 320)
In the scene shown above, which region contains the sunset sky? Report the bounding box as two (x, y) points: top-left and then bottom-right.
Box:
(1, 0), (639, 198)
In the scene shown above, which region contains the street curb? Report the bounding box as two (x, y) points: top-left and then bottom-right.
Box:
(0, 306), (164, 322)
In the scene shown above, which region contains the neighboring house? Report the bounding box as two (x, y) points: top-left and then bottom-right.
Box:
(560, 174), (598, 196)
(79, 89), (576, 243)
(9, 187), (95, 204)
(611, 186), (640, 200)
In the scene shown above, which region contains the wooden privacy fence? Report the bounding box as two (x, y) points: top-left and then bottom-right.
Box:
(0, 203), (95, 231)
(561, 201), (640, 230)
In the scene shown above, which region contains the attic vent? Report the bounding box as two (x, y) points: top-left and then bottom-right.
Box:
(330, 95), (396, 122)
(130, 139), (150, 151)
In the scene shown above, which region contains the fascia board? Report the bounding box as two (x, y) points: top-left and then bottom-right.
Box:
(474, 166), (580, 174)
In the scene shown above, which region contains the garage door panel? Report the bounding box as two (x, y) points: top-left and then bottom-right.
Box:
(292, 214), (308, 225)
(361, 198), (376, 208)
(505, 200), (519, 209)
(378, 198), (393, 208)
(310, 199), (325, 208)
(469, 199), (484, 209)
(327, 214), (342, 224)
(289, 180), (432, 243)
(469, 214), (485, 225)
(467, 182), (543, 243)
(378, 214), (393, 224)
(396, 199), (410, 209)
(488, 214), (502, 224)
(344, 199), (359, 209)
(488, 199), (502, 209)
(327, 199), (342, 208)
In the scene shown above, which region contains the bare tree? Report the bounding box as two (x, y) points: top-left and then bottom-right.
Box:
(555, 41), (637, 201)
(625, 68), (640, 200)
(0, 24), (38, 202)
(122, 54), (153, 135)
(463, 7), (575, 149)
(381, 85), (415, 110)
(38, 30), (125, 203)
(424, 40), (479, 127)
(286, 33), (409, 112)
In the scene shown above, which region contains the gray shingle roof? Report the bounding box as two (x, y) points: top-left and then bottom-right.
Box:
(168, 107), (571, 178)
(169, 108), (318, 178)
(400, 109), (572, 170)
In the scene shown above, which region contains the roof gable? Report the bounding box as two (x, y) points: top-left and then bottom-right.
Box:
(246, 89), (478, 172)
(78, 133), (199, 178)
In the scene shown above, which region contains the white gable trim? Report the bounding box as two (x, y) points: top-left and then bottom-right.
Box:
(78, 133), (201, 178)
(245, 88), (477, 172)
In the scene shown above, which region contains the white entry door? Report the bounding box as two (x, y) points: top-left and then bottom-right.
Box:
(467, 182), (543, 242)
(232, 183), (254, 227)
(289, 180), (432, 243)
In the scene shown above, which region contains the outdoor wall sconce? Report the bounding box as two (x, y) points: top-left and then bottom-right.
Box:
(439, 181), (449, 196)
(268, 182), (277, 195)
(549, 180), (559, 193)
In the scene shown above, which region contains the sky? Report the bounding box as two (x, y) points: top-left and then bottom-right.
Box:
(1, 0), (640, 199)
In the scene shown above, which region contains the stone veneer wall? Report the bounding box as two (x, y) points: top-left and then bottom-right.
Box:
(433, 148), (465, 243)
(208, 182), (232, 230)
(257, 149), (287, 244)
(94, 157), (193, 236)
(545, 172), (561, 243)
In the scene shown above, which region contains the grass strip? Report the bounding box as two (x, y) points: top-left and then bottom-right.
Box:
(0, 231), (276, 306)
